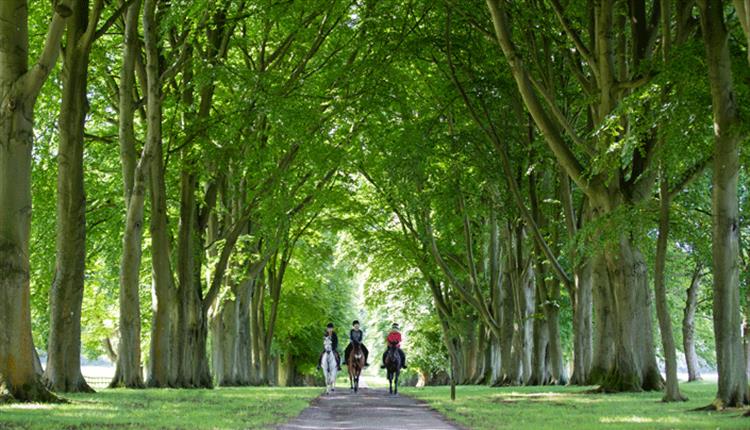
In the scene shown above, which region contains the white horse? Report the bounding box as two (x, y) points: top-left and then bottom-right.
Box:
(321, 337), (338, 395)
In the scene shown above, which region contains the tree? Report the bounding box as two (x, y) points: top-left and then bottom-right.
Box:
(45, 0), (127, 394)
(698, 0), (748, 409)
(0, 0), (74, 402)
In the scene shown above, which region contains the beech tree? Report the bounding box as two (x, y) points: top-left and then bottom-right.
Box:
(0, 0), (74, 402)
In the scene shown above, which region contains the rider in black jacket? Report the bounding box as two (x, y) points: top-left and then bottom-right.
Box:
(344, 320), (370, 367)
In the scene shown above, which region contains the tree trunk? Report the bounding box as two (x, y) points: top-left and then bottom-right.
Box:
(683, 265), (703, 382)
(601, 234), (662, 392)
(545, 280), (567, 385)
(234, 278), (254, 385)
(521, 268), (535, 385)
(698, 0), (748, 408)
(211, 298), (237, 386)
(590, 252), (614, 384)
(570, 259), (593, 385)
(499, 252), (517, 385)
(111, 0), (149, 389)
(45, 0), (96, 394)
(561, 173), (592, 386)
(146, 116), (175, 388)
(0, 0), (72, 402)
(529, 299), (549, 386)
(654, 173), (686, 401)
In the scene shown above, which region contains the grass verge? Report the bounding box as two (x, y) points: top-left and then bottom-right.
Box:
(0, 386), (321, 429)
(402, 382), (749, 430)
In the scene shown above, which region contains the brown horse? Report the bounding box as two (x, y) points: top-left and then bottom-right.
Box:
(347, 341), (365, 393)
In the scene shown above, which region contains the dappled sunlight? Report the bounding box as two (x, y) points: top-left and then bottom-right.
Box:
(600, 415), (655, 423)
(489, 391), (605, 405)
(5, 403), (54, 410)
(600, 415), (683, 424)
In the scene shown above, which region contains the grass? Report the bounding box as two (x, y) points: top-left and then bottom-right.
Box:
(0, 386), (321, 429)
(3, 379), (747, 429)
(402, 381), (750, 430)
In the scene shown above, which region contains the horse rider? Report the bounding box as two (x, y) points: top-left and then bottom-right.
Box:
(318, 322), (342, 371)
(344, 320), (370, 367)
(381, 322), (407, 369)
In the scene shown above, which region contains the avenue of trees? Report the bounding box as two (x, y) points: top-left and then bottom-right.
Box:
(0, 0), (748, 414)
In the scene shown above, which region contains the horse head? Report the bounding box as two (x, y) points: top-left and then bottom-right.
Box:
(324, 336), (332, 352)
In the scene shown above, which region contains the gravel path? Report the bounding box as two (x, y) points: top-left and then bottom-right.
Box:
(277, 386), (461, 430)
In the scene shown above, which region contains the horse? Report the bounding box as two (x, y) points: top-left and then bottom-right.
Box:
(321, 337), (338, 395)
(347, 341), (365, 393)
(384, 340), (402, 395)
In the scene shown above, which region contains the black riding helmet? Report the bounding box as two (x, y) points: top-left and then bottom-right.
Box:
(352, 320), (360, 326)
(327, 322), (334, 328)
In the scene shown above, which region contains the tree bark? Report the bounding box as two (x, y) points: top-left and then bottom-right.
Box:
(234, 277), (255, 385)
(560, 173), (592, 386)
(698, 0), (748, 408)
(683, 265), (703, 382)
(601, 234), (662, 392)
(45, 0), (101, 394)
(571, 259), (593, 385)
(590, 251), (614, 384)
(211, 298), (237, 386)
(146, 113), (175, 388)
(545, 280), (567, 385)
(111, 0), (147, 389)
(0, 0), (73, 403)
(653, 172), (686, 401)
(529, 291), (550, 386)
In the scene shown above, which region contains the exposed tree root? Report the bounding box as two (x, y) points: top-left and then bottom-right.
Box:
(44, 375), (95, 394)
(0, 378), (67, 404)
(661, 393), (688, 403)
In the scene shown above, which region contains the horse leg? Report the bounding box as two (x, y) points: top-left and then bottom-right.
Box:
(394, 371), (399, 395)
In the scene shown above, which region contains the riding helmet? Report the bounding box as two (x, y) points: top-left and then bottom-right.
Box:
(392, 323), (399, 329)
(352, 320), (360, 326)
(327, 322), (334, 328)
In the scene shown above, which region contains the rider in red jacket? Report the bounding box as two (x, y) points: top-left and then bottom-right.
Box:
(381, 323), (407, 369)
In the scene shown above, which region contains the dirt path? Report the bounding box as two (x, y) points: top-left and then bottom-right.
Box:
(277, 386), (461, 430)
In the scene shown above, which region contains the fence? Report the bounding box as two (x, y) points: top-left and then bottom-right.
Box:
(83, 376), (112, 389)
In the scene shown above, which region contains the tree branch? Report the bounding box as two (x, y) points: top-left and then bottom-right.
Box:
(23, 0), (76, 99)
(549, 0), (599, 81)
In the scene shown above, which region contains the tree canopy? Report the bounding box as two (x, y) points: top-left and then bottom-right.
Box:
(0, 0), (748, 414)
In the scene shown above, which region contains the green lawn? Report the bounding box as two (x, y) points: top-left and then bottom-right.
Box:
(402, 382), (750, 430)
(0, 387), (321, 429)
(3, 381), (748, 429)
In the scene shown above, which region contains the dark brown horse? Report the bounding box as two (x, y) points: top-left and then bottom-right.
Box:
(347, 341), (365, 393)
(384, 340), (401, 395)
